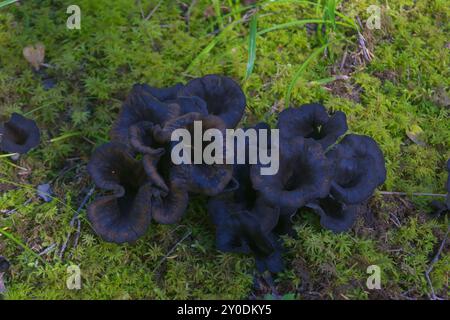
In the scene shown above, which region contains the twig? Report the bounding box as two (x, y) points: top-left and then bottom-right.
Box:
(144, 0), (162, 21)
(389, 213), (402, 228)
(183, 0), (197, 32)
(137, 0), (145, 19)
(39, 243), (57, 256)
(152, 230), (192, 272)
(425, 226), (448, 300)
(340, 49), (348, 71)
(379, 191), (447, 198)
(2, 199), (32, 216)
(59, 186), (95, 259)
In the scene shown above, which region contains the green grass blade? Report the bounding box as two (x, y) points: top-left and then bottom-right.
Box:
(0, 153), (18, 159)
(0, 0), (18, 9)
(0, 228), (46, 263)
(212, 0), (224, 29)
(258, 19), (329, 35)
(285, 42), (331, 108)
(50, 132), (82, 143)
(245, 15), (258, 80)
(261, 0), (319, 8)
(186, 20), (241, 73)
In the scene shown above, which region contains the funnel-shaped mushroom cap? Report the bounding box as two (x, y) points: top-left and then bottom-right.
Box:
(251, 137), (332, 209)
(208, 160), (282, 273)
(129, 121), (165, 156)
(177, 75), (246, 128)
(306, 196), (359, 233)
(0, 113), (40, 154)
(141, 83), (183, 101)
(141, 82), (209, 116)
(277, 104), (348, 149)
(0, 256), (10, 273)
(142, 153), (190, 224)
(111, 84), (180, 147)
(156, 113), (233, 196)
(208, 199), (283, 273)
(327, 134), (386, 205)
(87, 142), (153, 243)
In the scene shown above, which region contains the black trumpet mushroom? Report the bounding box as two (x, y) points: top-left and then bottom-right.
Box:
(327, 134), (387, 205)
(177, 74), (246, 128)
(142, 152), (190, 224)
(110, 84), (180, 148)
(0, 113), (40, 154)
(85, 76), (387, 274)
(306, 196), (359, 233)
(277, 103), (348, 149)
(129, 121), (165, 156)
(208, 172), (283, 273)
(154, 112), (233, 196)
(207, 122), (283, 272)
(87, 142), (153, 243)
(251, 136), (332, 209)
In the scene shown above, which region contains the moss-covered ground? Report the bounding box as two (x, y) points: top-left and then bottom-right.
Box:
(0, 0), (448, 299)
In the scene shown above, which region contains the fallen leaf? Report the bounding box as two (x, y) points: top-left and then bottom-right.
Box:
(23, 43), (45, 70)
(406, 124), (426, 146)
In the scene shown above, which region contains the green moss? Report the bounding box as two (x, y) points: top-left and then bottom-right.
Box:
(0, 0), (448, 299)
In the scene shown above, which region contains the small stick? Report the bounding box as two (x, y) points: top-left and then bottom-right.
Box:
(137, 0), (145, 19)
(153, 230), (192, 273)
(425, 226), (448, 300)
(39, 243), (57, 256)
(340, 49), (348, 71)
(379, 191), (447, 198)
(59, 186), (95, 259)
(145, 0), (162, 21)
(186, 0), (197, 32)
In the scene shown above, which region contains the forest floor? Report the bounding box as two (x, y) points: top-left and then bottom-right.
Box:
(0, 0), (448, 299)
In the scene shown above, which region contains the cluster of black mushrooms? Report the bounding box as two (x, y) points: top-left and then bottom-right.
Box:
(84, 74), (388, 273)
(1, 74), (449, 273)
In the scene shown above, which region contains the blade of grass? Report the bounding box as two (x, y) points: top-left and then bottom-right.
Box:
(257, 18), (353, 35)
(0, 177), (83, 220)
(0, 0), (18, 9)
(245, 14), (258, 80)
(1, 159), (28, 171)
(0, 153), (18, 159)
(50, 132), (82, 143)
(186, 19), (243, 73)
(0, 228), (46, 263)
(285, 41), (332, 108)
(261, 0), (319, 8)
(212, 0), (224, 30)
(308, 75), (349, 85)
(324, 0), (336, 30)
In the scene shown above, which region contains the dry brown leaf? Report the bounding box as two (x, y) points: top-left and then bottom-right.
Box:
(23, 43), (45, 70)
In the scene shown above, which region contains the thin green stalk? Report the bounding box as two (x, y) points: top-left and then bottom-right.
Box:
(0, 153), (18, 159)
(0, 0), (18, 9)
(1, 159), (28, 171)
(187, 20), (242, 72)
(0, 228), (46, 263)
(50, 132), (82, 143)
(245, 14), (258, 80)
(285, 41), (332, 108)
(212, 0), (224, 29)
(257, 19), (352, 35)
